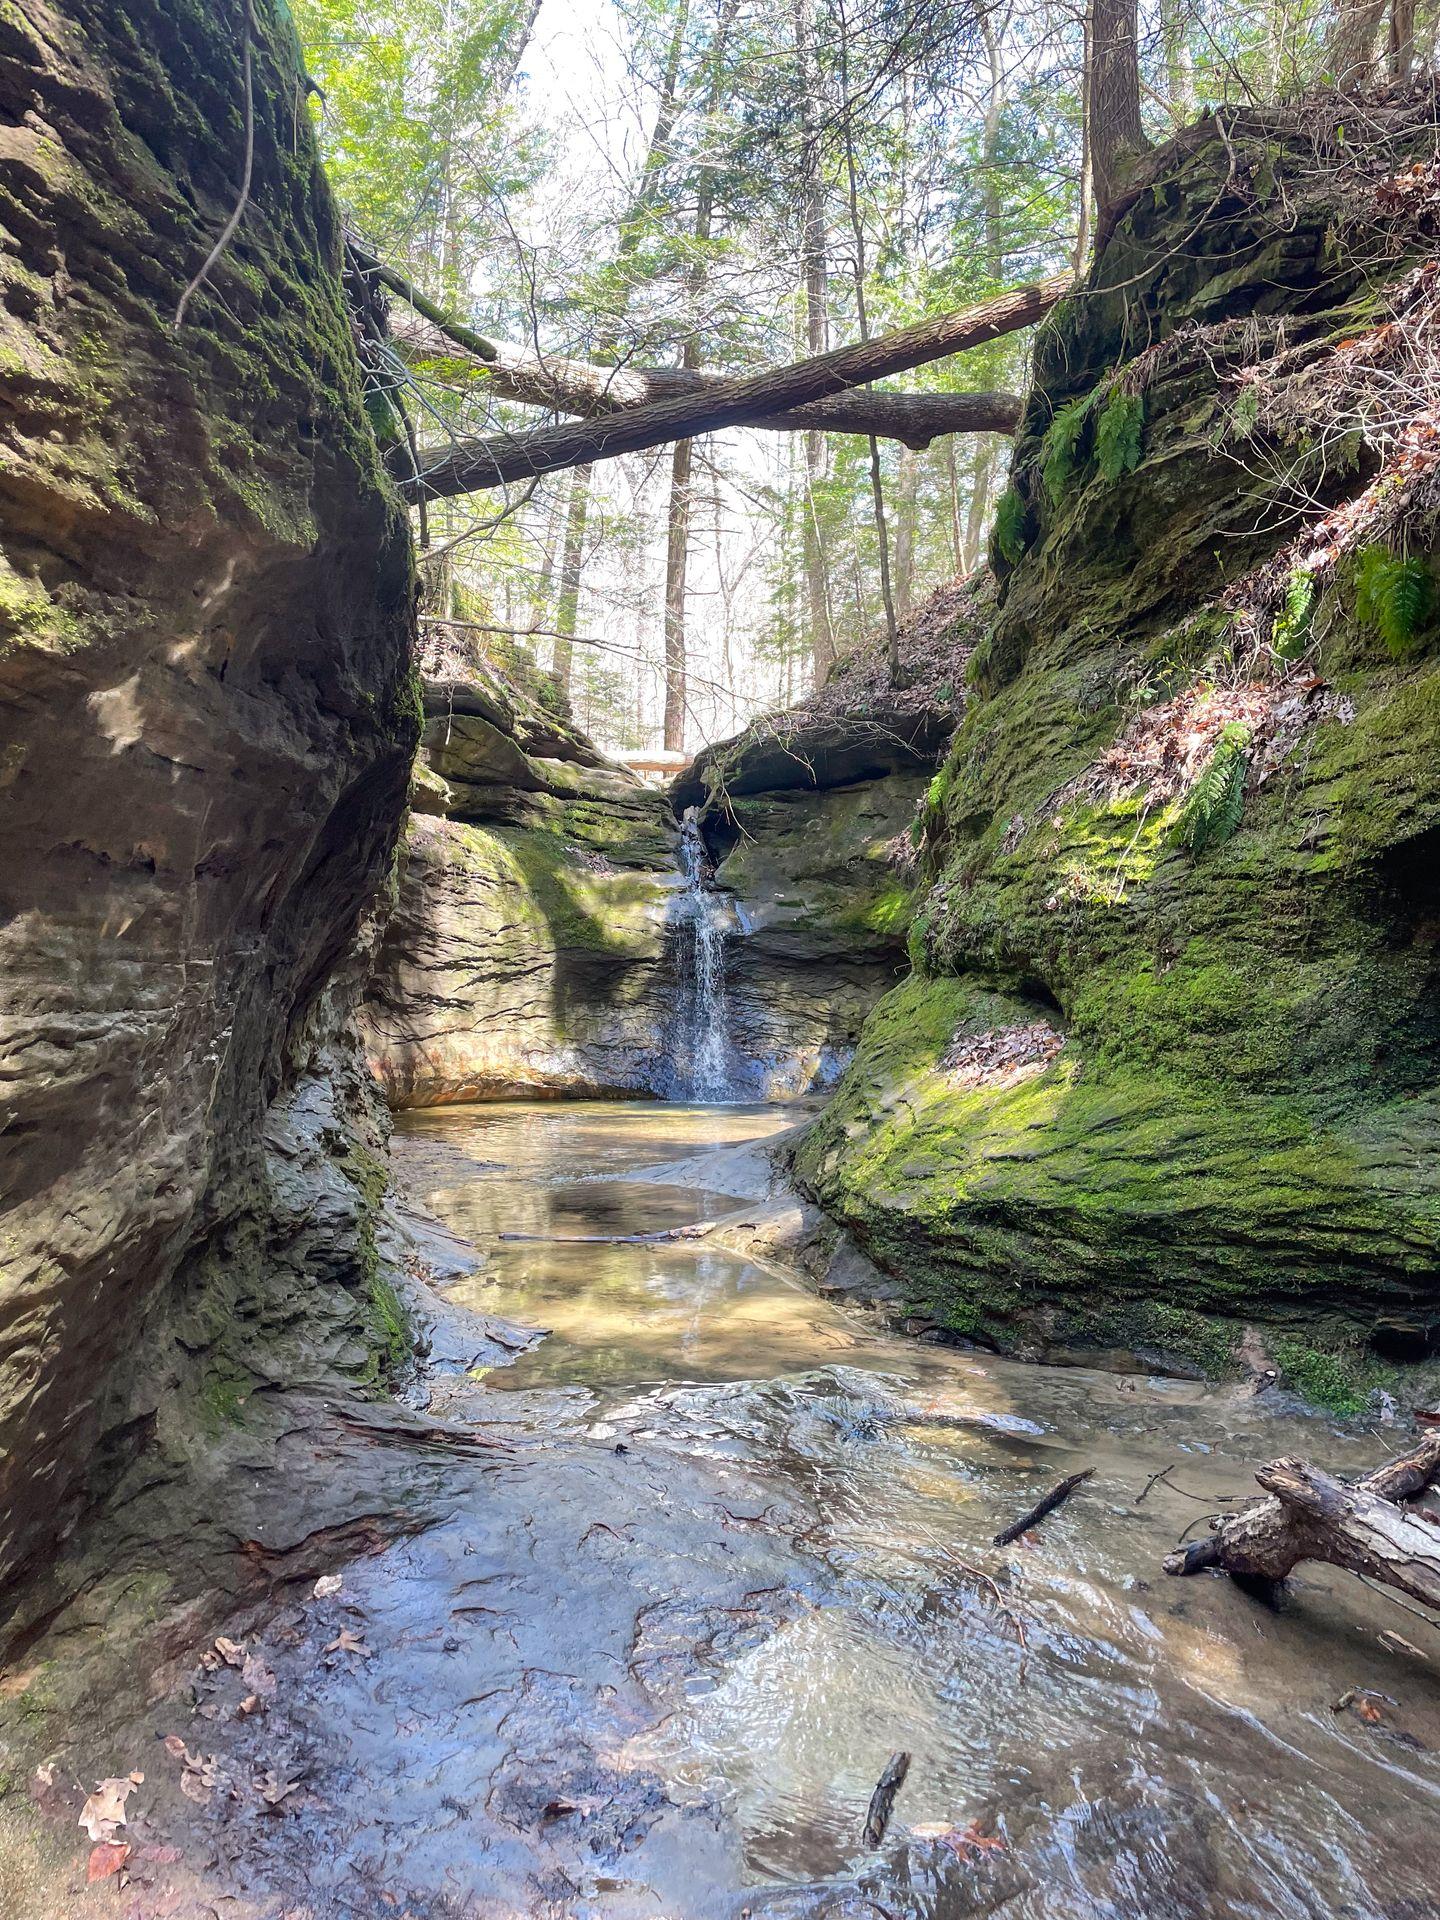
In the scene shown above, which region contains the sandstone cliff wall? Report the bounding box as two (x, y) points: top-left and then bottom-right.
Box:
(0, 0), (417, 1593)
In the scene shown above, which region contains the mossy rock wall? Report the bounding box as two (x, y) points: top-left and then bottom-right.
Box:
(363, 667), (682, 1103)
(706, 772), (926, 1096)
(0, 2), (419, 1588)
(797, 98), (1440, 1391)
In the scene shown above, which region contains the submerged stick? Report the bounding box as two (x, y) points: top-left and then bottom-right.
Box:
(861, 1750), (911, 1848)
(993, 1468), (1094, 1547)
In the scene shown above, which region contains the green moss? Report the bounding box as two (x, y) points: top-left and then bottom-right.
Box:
(1273, 1339), (1371, 1415)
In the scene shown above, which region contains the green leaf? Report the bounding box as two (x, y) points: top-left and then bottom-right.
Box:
(1271, 568), (1314, 660)
(1175, 721), (1251, 853)
(994, 486), (1028, 565)
(1041, 393), (1096, 506)
(1353, 546), (1435, 658)
(1094, 390), (1144, 484)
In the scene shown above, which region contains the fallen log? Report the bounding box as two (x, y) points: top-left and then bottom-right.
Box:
(395, 275), (1069, 496)
(1164, 1430), (1440, 1608)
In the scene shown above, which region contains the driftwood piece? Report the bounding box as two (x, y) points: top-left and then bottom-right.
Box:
(861, 1750), (910, 1848)
(1164, 1431), (1440, 1604)
(993, 1469), (1094, 1548)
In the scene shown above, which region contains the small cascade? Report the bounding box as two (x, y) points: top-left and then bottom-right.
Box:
(671, 808), (737, 1101)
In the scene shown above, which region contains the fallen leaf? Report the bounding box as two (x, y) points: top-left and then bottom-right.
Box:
(160, 1734), (189, 1760)
(214, 1636), (246, 1668)
(175, 1750), (221, 1805)
(241, 1653), (277, 1700)
(79, 1772), (144, 1842)
(931, 1820), (1008, 1860)
(323, 1629), (372, 1659)
(313, 1574), (343, 1599)
(34, 1762), (56, 1787)
(87, 1841), (131, 1882)
(255, 1768), (302, 1809)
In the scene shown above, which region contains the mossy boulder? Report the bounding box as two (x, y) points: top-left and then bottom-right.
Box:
(797, 97), (1440, 1389)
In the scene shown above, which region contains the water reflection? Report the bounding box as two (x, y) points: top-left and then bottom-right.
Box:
(390, 1101), (1440, 1917)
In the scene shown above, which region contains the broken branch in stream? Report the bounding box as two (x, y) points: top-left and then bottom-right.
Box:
(993, 1468), (1095, 1548)
(1164, 1430), (1440, 1613)
(862, 1750), (911, 1848)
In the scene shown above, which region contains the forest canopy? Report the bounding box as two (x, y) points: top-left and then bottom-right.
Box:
(291, 0), (1430, 751)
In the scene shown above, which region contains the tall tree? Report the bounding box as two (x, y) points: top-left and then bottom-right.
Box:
(1086, 0), (1144, 217)
(792, 0), (836, 685)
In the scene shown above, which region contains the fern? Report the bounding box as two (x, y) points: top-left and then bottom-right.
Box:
(1353, 545), (1434, 658)
(994, 486), (1028, 565)
(1095, 390), (1145, 484)
(1271, 568), (1315, 660)
(1229, 384), (1261, 441)
(1041, 393), (1095, 506)
(1175, 721), (1251, 852)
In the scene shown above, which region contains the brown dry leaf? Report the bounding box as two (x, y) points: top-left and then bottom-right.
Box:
(33, 1762), (57, 1787)
(323, 1629), (372, 1659)
(935, 1820), (1008, 1860)
(214, 1636), (246, 1668)
(177, 1751), (221, 1805)
(255, 1768), (302, 1809)
(313, 1574), (343, 1599)
(78, 1772), (144, 1842)
(87, 1841), (131, 1883)
(241, 1653), (277, 1699)
(160, 1734), (189, 1760)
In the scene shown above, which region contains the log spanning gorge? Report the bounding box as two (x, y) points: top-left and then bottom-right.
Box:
(3, 13), (1440, 1915)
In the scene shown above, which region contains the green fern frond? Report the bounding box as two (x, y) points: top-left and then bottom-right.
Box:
(1095, 390), (1145, 484)
(1271, 568), (1315, 660)
(1041, 393), (1096, 506)
(1353, 545), (1435, 658)
(1229, 384), (1261, 441)
(1175, 721), (1251, 853)
(993, 487), (1028, 566)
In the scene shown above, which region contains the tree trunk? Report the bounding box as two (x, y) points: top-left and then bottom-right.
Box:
(662, 435), (692, 752)
(660, 0), (736, 756)
(1389, 0), (1418, 77)
(792, 0), (835, 687)
(963, 434), (998, 571)
(377, 283), (1023, 447)
(401, 276), (1066, 497)
(893, 446), (919, 617)
(552, 464), (593, 692)
(1160, 0), (1195, 119)
(1328, 0), (1389, 81)
(1086, 0), (1145, 215)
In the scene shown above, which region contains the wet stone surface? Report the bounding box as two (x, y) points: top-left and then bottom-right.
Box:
(5, 1102), (1440, 1919)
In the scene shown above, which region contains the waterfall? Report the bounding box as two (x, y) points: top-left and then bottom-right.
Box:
(672, 808), (736, 1102)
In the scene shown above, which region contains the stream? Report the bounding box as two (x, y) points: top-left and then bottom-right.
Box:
(17, 1102), (1440, 1919)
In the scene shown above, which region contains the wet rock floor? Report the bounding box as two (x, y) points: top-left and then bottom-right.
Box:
(4, 1103), (1440, 1920)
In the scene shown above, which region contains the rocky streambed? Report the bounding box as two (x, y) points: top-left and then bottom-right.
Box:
(4, 1102), (1439, 1919)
